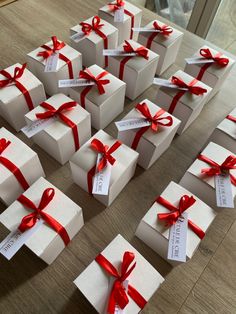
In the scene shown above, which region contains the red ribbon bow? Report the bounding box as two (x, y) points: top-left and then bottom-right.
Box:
(227, 114), (236, 123)
(131, 102), (173, 150)
(196, 48), (229, 80)
(146, 21), (173, 49)
(36, 101), (80, 151)
(17, 188), (70, 246)
(95, 252), (147, 314)
(87, 138), (122, 194)
(37, 36), (74, 79)
(119, 41), (149, 80)
(0, 63), (34, 110)
(156, 195), (205, 239)
(198, 154), (236, 186)
(0, 138), (29, 191)
(79, 68), (110, 108)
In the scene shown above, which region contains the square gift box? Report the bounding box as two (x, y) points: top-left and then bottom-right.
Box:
(27, 36), (82, 96)
(69, 129), (139, 206)
(69, 64), (126, 130)
(138, 20), (183, 75)
(98, 0), (142, 45)
(23, 93), (91, 165)
(0, 127), (45, 206)
(184, 45), (235, 98)
(74, 234), (164, 314)
(208, 108), (236, 155)
(180, 142), (236, 208)
(70, 16), (118, 68)
(0, 63), (46, 132)
(107, 40), (159, 100)
(155, 70), (212, 134)
(135, 181), (216, 265)
(116, 99), (181, 169)
(0, 177), (84, 264)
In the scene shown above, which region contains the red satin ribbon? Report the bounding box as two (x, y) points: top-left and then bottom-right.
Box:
(87, 138), (122, 194)
(37, 36), (74, 79)
(131, 102), (173, 150)
(17, 188), (70, 246)
(79, 68), (110, 108)
(146, 21), (173, 49)
(167, 76), (207, 114)
(119, 40), (149, 80)
(196, 48), (229, 81)
(0, 63), (34, 111)
(227, 114), (236, 123)
(36, 101), (80, 151)
(80, 16), (108, 67)
(108, 0), (135, 39)
(95, 251), (147, 313)
(156, 195), (205, 239)
(198, 154), (236, 186)
(0, 138), (29, 191)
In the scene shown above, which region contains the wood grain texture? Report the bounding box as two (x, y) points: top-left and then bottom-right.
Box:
(0, 1), (236, 313)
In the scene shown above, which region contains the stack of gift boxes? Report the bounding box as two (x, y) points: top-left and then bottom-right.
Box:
(0, 0), (235, 312)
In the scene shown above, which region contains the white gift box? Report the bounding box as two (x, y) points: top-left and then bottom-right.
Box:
(0, 177), (84, 264)
(184, 45), (235, 98)
(98, 1), (142, 45)
(70, 129), (139, 206)
(107, 40), (159, 100)
(208, 108), (236, 155)
(70, 16), (118, 68)
(74, 234), (164, 314)
(138, 20), (183, 75)
(155, 70), (212, 134)
(27, 37), (82, 96)
(180, 142), (236, 208)
(0, 127), (45, 206)
(69, 64), (126, 130)
(117, 99), (181, 169)
(0, 63), (46, 132)
(24, 93), (91, 165)
(135, 181), (216, 265)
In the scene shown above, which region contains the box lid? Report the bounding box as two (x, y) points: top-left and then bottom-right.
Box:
(99, 0), (142, 21)
(217, 108), (236, 140)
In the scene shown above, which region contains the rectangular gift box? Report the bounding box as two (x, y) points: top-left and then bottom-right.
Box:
(74, 234), (164, 313)
(138, 20), (183, 75)
(98, 1), (142, 45)
(27, 37), (82, 96)
(107, 40), (159, 100)
(135, 181), (216, 265)
(69, 129), (139, 206)
(155, 70), (212, 134)
(0, 177), (84, 264)
(208, 108), (236, 155)
(69, 64), (126, 130)
(184, 45), (235, 98)
(70, 16), (118, 68)
(0, 63), (46, 132)
(180, 142), (236, 208)
(24, 93), (91, 165)
(0, 127), (45, 206)
(117, 99), (181, 169)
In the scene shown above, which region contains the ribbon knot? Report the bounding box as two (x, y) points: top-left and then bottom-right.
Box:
(37, 36), (65, 59)
(200, 48), (229, 67)
(0, 138), (11, 154)
(108, 0), (125, 11)
(79, 68), (110, 95)
(171, 76), (207, 95)
(0, 63), (27, 88)
(153, 21), (173, 36)
(123, 40), (149, 60)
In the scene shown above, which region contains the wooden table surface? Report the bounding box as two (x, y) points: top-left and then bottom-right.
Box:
(0, 1), (236, 313)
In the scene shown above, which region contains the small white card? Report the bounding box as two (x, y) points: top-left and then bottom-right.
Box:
(132, 27), (161, 33)
(185, 57), (214, 65)
(58, 78), (95, 88)
(103, 49), (136, 57)
(115, 118), (151, 132)
(44, 53), (59, 72)
(114, 7), (125, 23)
(167, 212), (188, 263)
(92, 154), (112, 196)
(70, 32), (86, 43)
(153, 78), (188, 91)
(215, 174), (234, 208)
(0, 220), (43, 260)
(21, 116), (57, 138)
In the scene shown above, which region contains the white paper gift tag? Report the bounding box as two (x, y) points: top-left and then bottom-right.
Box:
(167, 212), (188, 263)
(114, 7), (125, 23)
(92, 154), (112, 196)
(70, 32), (86, 42)
(115, 118), (151, 132)
(185, 57), (214, 65)
(44, 53), (59, 72)
(215, 174), (234, 208)
(58, 78), (95, 88)
(153, 78), (188, 91)
(0, 220), (43, 260)
(21, 116), (57, 138)
(132, 27), (160, 33)
(103, 49), (136, 57)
